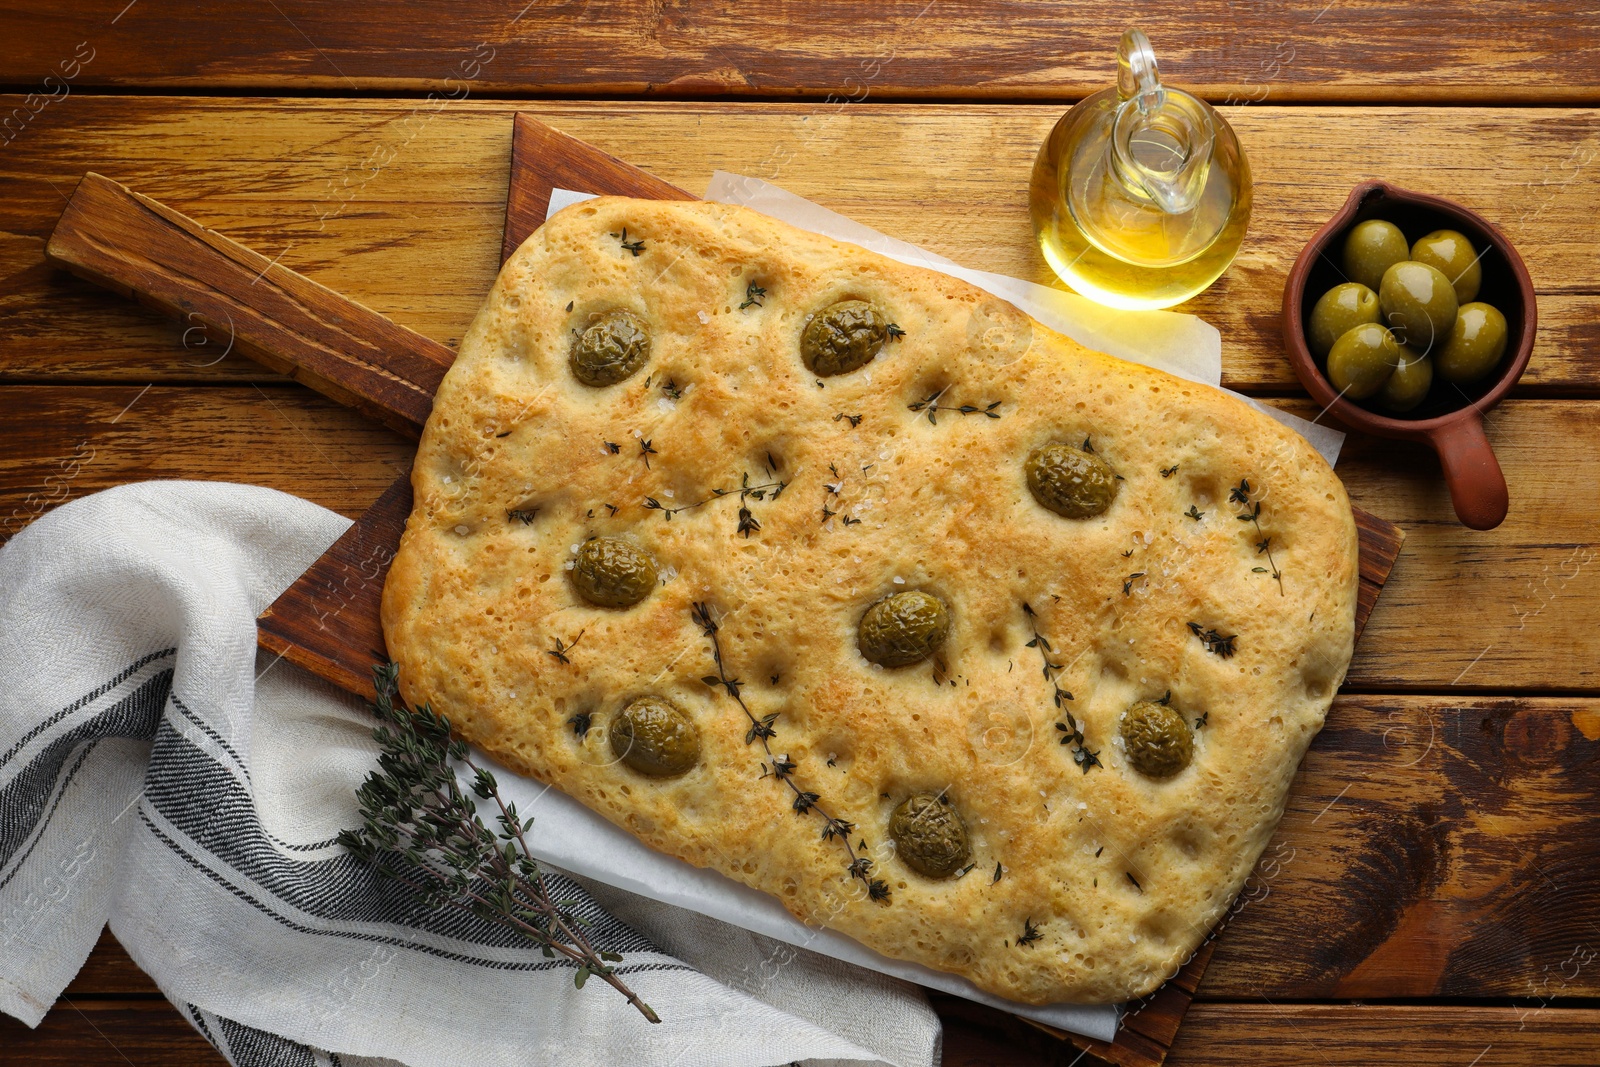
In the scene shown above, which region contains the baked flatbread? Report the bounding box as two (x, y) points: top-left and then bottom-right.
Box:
(381, 197), (1358, 1005)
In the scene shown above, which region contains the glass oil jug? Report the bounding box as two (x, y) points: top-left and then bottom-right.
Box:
(1029, 29), (1251, 309)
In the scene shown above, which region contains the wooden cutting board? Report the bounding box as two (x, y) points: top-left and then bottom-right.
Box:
(42, 114), (1404, 1067)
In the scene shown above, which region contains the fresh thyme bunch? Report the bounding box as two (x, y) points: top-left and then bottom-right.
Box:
(338, 663), (660, 1023)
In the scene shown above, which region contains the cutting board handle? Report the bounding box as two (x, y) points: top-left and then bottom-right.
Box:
(43, 172), (452, 439)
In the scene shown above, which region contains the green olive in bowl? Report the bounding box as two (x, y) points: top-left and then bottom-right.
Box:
(1410, 229), (1482, 303)
(1377, 348), (1433, 413)
(1341, 219), (1410, 291)
(1307, 282), (1379, 358)
(1378, 261), (1458, 354)
(1435, 302), (1509, 385)
(1325, 323), (1402, 400)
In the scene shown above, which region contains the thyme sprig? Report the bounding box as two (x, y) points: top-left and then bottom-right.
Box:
(507, 508), (539, 525)
(1185, 504), (1204, 521)
(739, 281), (766, 309)
(691, 603), (889, 903)
(907, 387), (1002, 425)
(1230, 478), (1284, 596)
(1016, 917), (1043, 948)
(1160, 465), (1179, 478)
(1188, 621), (1238, 658)
(1023, 603), (1100, 773)
(638, 439), (658, 468)
(644, 472), (787, 538)
(339, 663), (659, 1022)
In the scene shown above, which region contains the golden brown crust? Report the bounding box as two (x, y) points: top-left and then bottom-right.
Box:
(381, 197), (1358, 1005)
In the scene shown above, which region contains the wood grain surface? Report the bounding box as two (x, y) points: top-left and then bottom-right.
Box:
(1, 100), (1596, 396)
(2, 1), (1599, 104)
(2, 28), (1598, 1065)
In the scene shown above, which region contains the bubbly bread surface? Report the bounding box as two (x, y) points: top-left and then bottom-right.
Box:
(381, 197), (1359, 1005)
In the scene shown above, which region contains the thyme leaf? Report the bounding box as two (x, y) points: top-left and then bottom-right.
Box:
(507, 508), (539, 525)
(739, 281), (767, 309)
(1016, 917), (1043, 948)
(1160, 464), (1179, 478)
(547, 629), (585, 665)
(612, 227), (645, 256)
(1187, 621), (1238, 658)
(1185, 504), (1204, 521)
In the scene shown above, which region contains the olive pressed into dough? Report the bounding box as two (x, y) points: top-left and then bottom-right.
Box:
(858, 590), (950, 668)
(570, 536), (658, 608)
(570, 308), (652, 386)
(889, 792), (972, 878)
(1025, 443), (1120, 519)
(800, 299), (891, 376)
(1120, 700), (1194, 778)
(610, 696), (701, 777)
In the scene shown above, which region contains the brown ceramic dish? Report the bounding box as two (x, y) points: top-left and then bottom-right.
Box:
(1282, 180), (1536, 530)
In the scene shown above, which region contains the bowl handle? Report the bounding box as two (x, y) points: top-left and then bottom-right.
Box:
(1427, 414), (1509, 530)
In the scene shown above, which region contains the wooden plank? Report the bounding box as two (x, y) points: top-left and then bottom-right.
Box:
(3, 1), (1599, 103)
(8, 388), (1600, 691)
(62, 931), (158, 998)
(3, 101), (1599, 393)
(0, 998), (222, 1067)
(42, 173), (452, 438)
(939, 1000), (1600, 1066)
(0, 385), (410, 542)
(1205, 694), (1600, 998)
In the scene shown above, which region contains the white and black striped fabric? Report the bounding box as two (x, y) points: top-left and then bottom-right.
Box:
(0, 482), (939, 1067)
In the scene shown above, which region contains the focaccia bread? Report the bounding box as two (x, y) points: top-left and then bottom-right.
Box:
(381, 196), (1359, 1005)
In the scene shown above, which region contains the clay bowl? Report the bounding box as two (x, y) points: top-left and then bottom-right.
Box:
(1282, 180), (1536, 530)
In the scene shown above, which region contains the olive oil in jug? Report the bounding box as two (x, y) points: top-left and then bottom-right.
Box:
(1029, 29), (1251, 310)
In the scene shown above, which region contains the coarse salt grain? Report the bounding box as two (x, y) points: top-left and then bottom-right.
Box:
(454, 525), (469, 535)
(892, 576), (906, 585)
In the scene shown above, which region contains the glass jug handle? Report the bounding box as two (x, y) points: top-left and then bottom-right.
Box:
(1116, 28), (1165, 116)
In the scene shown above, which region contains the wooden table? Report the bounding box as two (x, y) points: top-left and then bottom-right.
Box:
(2, 4), (1599, 1064)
